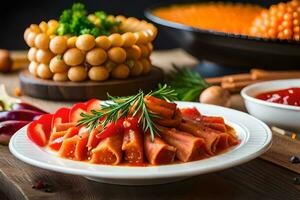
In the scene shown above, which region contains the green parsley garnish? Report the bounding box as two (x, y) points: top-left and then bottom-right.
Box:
(56, 3), (120, 37)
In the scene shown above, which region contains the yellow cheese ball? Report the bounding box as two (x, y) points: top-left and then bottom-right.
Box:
(108, 33), (124, 47)
(49, 56), (69, 73)
(141, 59), (152, 75)
(53, 72), (69, 82)
(139, 44), (151, 58)
(125, 45), (141, 60)
(24, 28), (31, 41)
(68, 66), (87, 82)
(121, 32), (137, 47)
(76, 34), (95, 51)
(104, 60), (117, 72)
(88, 66), (109, 81)
(111, 64), (130, 79)
(29, 24), (41, 34)
(86, 48), (107, 66)
(63, 48), (85, 66)
(28, 61), (39, 76)
(26, 32), (37, 47)
(37, 63), (53, 79)
(39, 21), (48, 33)
(34, 33), (50, 49)
(50, 36), (68, 54)
(107, 47), (126, 64)
(130, 60), (143, 76)
(67, 36), (77, 48)
(35, 49), (54, 64)
(95, 36), (111, 50)
(134, 31), (149, 44)
(27, 47), (38, 62)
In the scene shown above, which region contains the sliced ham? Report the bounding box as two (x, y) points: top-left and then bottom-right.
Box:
(144, 133), (176, 165)
(154, 108), (182, 127)
(90, 133), (123, 165)
(122, 128), (144, 164)
(161, 128), (206, 162)
(179, 120), (220, 155)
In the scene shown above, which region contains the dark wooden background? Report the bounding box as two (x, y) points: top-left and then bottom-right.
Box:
(0, 0), (284, 50)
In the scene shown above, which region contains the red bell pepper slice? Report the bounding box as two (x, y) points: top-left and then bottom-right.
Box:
(52, 107), (70, 128)
(85, 99), (101, 113)
(69, 103), (87, 123)
(123, 117), (139, 131)
(96, 118), (125, 140)
(27, 114), (53, 147)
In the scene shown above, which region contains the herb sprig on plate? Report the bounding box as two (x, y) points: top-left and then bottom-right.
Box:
(77, 84), (177, 141)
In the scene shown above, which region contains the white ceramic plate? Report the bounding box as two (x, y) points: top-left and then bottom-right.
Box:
(241, 79), (300, 131)
(9, 102), (272, 185)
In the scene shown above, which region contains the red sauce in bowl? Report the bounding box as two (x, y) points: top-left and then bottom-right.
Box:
(256, 87), (300, 107)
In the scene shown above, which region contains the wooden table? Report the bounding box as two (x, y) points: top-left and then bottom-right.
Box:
(0, 50), (299, 200)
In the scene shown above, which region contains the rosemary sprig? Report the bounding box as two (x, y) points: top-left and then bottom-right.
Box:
(168, 65), (211, 102)
(77, 84), (177, 140)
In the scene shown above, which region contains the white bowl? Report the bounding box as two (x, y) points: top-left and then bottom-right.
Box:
(241, 79), (300, 131)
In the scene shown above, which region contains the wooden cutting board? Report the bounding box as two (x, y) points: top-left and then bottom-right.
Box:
(19, 67), (164, 101)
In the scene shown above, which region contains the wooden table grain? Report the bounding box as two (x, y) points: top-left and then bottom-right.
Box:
(0, 50), (299, 200)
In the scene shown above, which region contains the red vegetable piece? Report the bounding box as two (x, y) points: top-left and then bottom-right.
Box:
(58, 135), (79, 159)
(69, 103), (87, 123)
(87, 128), (101, 150)
(49, 131), (67, 151)
(180, 107), (202, 120)
(27, 114), (53, 147)
(53, 122), (76, 132)
(96, 118), (125, 140)
(201, 116), (225, 124)
(85, 99), (101, 113)
(123, 117), (139, 131)
(49, 127), (79, 151)
(75, 132), (89, 161)
(38, 114), (54, 139)
(52, 108), (70, 128)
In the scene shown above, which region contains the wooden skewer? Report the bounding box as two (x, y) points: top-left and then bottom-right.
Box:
(221, 80), (262, 93)
(205, 77), (223, 84)
(221, 73), (253, 83)
(251, 69), (300, 80)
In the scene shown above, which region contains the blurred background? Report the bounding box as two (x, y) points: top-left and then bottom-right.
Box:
(0, 0), (282, 50)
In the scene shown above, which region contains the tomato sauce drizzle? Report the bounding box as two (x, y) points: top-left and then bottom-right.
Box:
(256, 87), (300, 107)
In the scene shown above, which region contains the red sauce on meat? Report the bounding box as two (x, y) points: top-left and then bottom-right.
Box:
(256, 87), (300, 107)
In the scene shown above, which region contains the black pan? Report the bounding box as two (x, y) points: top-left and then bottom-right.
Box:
(145, 2), (300, 69)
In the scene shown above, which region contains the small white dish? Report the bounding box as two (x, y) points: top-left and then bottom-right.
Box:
(241, 79), (300, 131)
(9, 102), (272, 185)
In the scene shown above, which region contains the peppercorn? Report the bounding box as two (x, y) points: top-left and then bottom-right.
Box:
(32, 180), (46, 189)
(290, 156), (300, 164)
